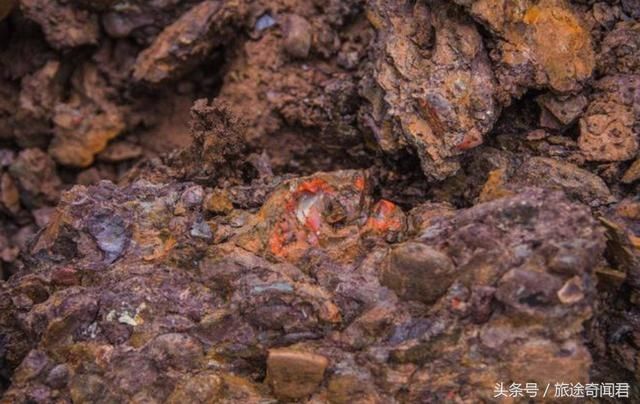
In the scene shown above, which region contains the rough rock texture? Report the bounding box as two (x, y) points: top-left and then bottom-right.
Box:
(0, 0), (639, 401)
(0, 176), (606, 402)
(578, 74), (639, 162)
(20, 0), (100, 49)
(455, 0), (595, 99)
(364, 0), (499, 179)
(132, 0), (245, 84)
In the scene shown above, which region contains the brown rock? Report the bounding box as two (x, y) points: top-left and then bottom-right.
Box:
(205, 190), (234, 215)
(9, 148), (61, 209)
(381, 242), (455, 304)
(21, 0), (100, 49)
(513, 157), (615, 207)
(50, 108), (125, 167)
(133, 1), (245, 84)
(0, 172), (20, 214)
(622, 158), (640, 184)
(455, 0), (595, 98)
(283, 15), (312, 59)
(328, 373), (378, 404)
(166, 373), (222, 404)
(598, 21), (640, 75)
(579, 75), (639, 162)
(97, 141), (143, 163)
(266, 348), (329, 400)
(536, 92), (588, 128)
(48, 63), (126, 167)
(507, 339), (591, 386)
(365, 0), (499, 179)
(51, 267), (79, 286)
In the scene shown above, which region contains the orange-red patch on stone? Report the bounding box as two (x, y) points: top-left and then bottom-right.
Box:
(269, 221), (288, 257)
(296, 178), (332, 195)
(455, 132), (483, 151)
(354, 175), (366, 191)
(366, 199), (404, 233)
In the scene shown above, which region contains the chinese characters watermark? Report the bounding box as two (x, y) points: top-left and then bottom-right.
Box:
(493, 382), (630, 399)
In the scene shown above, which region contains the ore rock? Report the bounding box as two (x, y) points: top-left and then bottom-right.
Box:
(0, 0), (639, 401)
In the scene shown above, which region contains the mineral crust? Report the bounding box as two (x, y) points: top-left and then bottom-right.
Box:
(0, 0), (639, 401)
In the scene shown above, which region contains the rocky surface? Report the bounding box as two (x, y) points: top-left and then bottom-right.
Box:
(0, 172), (606, 402)
(0, 0), (639, 401)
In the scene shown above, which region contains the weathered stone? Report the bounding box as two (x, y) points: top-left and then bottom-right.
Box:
(266, 348), (329, 400)
(166, 373), (222, 404)
(622, 158), (640, 184)
(283, 15), (312, 59)
(21, 0), (100, 49)
(364, 0), (499, 179)
(536, 92), (588, 128)
(204, 189), (234, 215)
(455, 0), (595, 98)
(133, 1), (245, 84)
(381, 242), (455, 304)
(579, 75), (639, 162)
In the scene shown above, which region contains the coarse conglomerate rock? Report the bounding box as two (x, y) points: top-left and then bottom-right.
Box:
(362, 0), (500, 180)
(0, 168), (606, 402)
(0, 0), (639, 401)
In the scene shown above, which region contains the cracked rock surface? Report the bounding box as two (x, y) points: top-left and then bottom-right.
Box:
(0, 0), (639, 401)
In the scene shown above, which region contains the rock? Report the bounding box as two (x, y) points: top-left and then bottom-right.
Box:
(622, 158), (640, 184)
(598, 21), (640, 75)
(255, 13), (276, 32)
(12, 350), (50, 384)
(144, 333), (203, 370)
(14, 60), (63, 148)
(21, 0), (100, 49)
(236, 170), (404, 264)
(506, 339), (591, 387)
(49, 106), (125, 168)
(579, 75), (639, 162)
(133, 1), (245, 84)
(536, 92), (588, 129)
(266, 348), (329, 400)
(381, 242), (455, 304)
(557, 276), (585, 305)
(50, 267), (79, 286)
(0, 172), (20, 214)
(0, 0), (638, 401)
(512, 157), (615, 207)
(0, 180), (607, 403)
(185, 98), (247, 181)
(48, 63), (126, 167)
(454, 0), (595, 98)
(97, 141), (143, 163)
(327, 372), (378, 404)
(283, 15), (312, 59)
(166, 373), (222, 404)
(477, 155), (615, 207)
(495, 268), (563, 316)
(600, 199), (640, 288)
(9, 148), (61, 209)
(45, 364), (69, 389)
(204, 189), (234, 215)
(181, 185), (204, 208)
(87, 212), (128, 263)
(364, 0), (499, 179)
